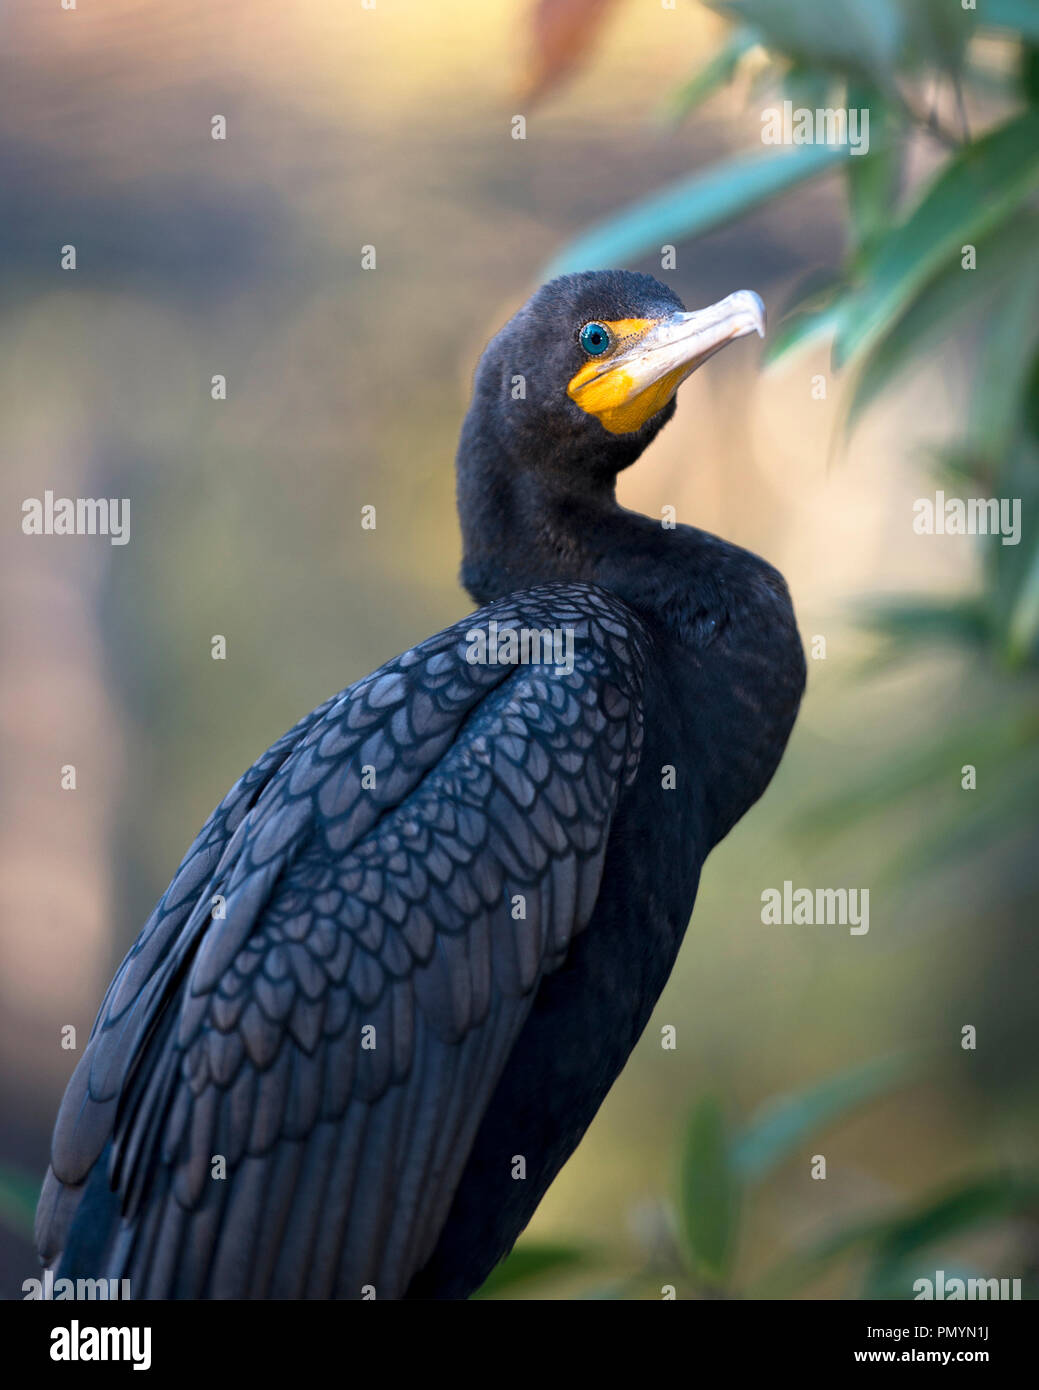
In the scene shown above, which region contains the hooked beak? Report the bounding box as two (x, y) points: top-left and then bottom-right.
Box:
(567, 290), (766, 436)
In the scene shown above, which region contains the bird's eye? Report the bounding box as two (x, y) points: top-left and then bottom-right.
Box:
(579, 322), (611, 356)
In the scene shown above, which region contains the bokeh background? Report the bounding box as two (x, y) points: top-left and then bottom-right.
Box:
(2, 0), (1036, 1299)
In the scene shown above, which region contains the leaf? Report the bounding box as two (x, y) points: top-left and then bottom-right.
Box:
(843, 212), (1039, 432)
(869, 1174), (1039, 1277)
(761, 269), (847, 365)
(845, 85), (902, 258)
(763, 299), (844, 365)
(901, 0), (977, 71)
(472, 1240), (590, 1298)
(835, 108), (1039, 368)
(543, 143), (850, 279)
(710, 0), (904, 82)
(781, 64), (834, 114)
(1005, 540), (1039, 666)
(661, 28), (758, 125)
(980, 0), (1039, 44)
(520, 0), (620, 104)
(796, 710), (1037, 840)
(0, 1164), (40, 1241)
(752, 1212), (896, 1295)
(884, 750), (1039, 880)
(862, 596), (993, 649)
(678, 1097), (739, 1286)
(731, 1054), (912, 1182)
(967, 257), (1039, 465)
(755, 1173), (1039, 1297)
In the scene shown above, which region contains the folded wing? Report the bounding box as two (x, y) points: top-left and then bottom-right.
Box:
(36, 584), (647, 1298)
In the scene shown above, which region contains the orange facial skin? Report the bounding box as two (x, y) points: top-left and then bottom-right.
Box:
(566, 318), (681, 435)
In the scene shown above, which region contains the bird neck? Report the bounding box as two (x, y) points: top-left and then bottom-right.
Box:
(458, 453), (726, 647)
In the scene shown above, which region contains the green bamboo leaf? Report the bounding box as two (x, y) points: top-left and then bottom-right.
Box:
(661, 29), (758, 125)
(678, 1097), (739, 1286)
(835, 108), (1039, 369)
(543, 143), (850, 279)
(473, 1241), (590, 1298)
(731, 1054), (912, 1182)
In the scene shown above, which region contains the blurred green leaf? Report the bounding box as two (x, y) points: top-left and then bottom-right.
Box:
(711, 0), (904, 83)
(1023, 41), (1039, 100)
(968, 263), (1039, 465)
(843, 212), (1039, 432)
(862, 596), (992, 650)
(781, 64), (834, 113)
(543, 143), (850, 278)
(835, 108), (1039, 368)
(1004, 542), (1039, 666)
(868, 1173), (1039, 1283)
(757, 1172), (1039, 1297)
(661, 28), (758, 124)
(845, 86), (902, 258)
(980, 0), (1039, 44)
(763, 298), (844, 365)
(797, 709), (1037, 840)
(753, 1212), (897, 1295)
(0, 1164), (39, 1241)
(886, 748), (1039, 880)
(473, 1240), (590, 1298)
(731, 1054), (911, 1182)
(901, 0), (977, 71)
(678, 1097), (738, 1285)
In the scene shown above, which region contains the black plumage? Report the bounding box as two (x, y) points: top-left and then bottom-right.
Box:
(36, 270), (805, 1299)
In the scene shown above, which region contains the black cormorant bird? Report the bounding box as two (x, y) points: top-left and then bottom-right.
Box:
(36, 270), (805, 1299)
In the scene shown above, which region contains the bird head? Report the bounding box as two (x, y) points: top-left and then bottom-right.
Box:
(463, 270), (765, 485)
(457, 269), (766, 604)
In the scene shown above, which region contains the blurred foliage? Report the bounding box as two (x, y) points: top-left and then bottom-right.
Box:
(0, 1167), (37, 1245)
(480, 1057), (1039, 1298)
(522, 0), (1039, 1298)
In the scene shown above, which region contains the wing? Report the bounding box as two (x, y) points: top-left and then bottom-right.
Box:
(36, 583), (648, 1299)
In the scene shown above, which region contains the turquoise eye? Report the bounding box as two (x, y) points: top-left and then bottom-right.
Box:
(580, 322), (611, 356)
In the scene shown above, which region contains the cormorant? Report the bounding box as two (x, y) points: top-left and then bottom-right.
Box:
(36, 270), (805, 1299)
